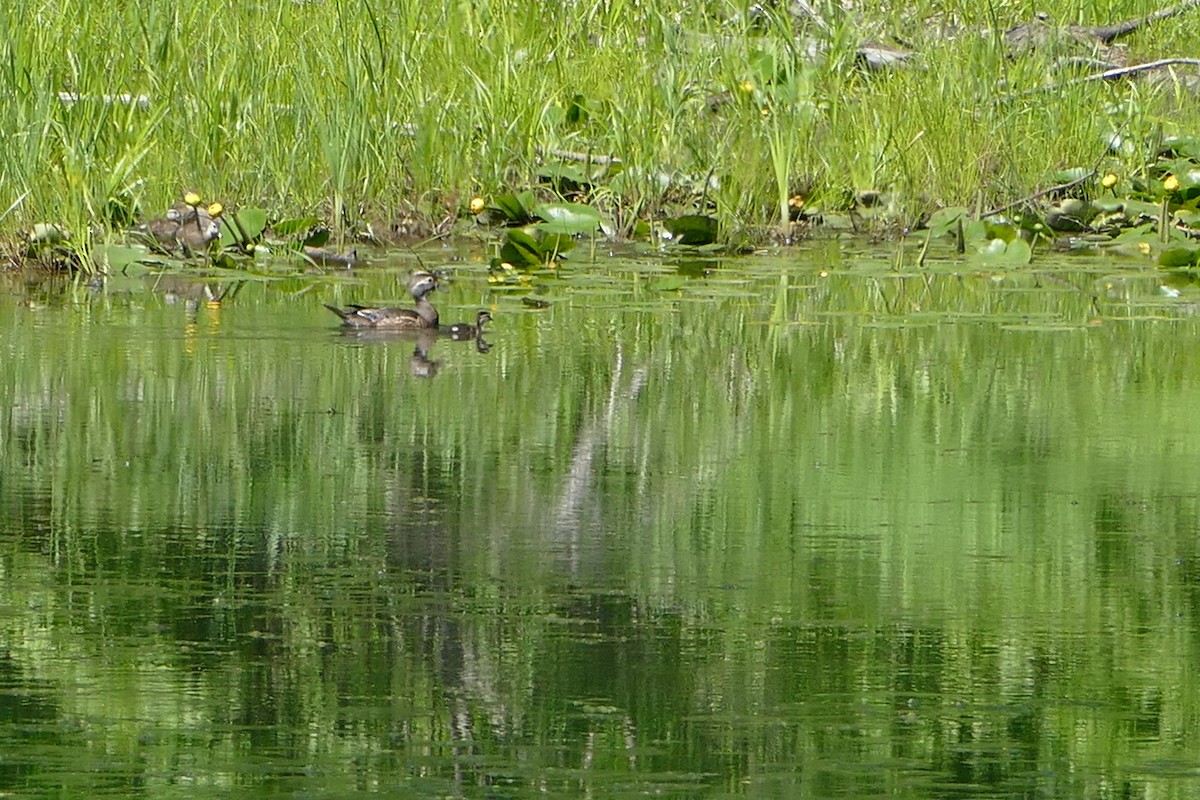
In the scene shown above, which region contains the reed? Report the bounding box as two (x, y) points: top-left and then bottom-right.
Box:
(1, 0), (1196, 264)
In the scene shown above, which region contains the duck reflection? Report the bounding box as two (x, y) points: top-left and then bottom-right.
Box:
(146, 276), (244, 316)
(333, 312), (492, 377)
(409, 329), (441, 379)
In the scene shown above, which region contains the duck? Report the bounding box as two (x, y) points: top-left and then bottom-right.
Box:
(173, 203), (222, 255)
(441, 310), (492, 341)
(324, 270), (439, 329)
(303, 246), (358, 269)
(134, 202), (221, 255)
(135, 211), (182, 251)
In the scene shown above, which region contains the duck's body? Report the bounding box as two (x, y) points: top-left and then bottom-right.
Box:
(325, 271), (439, 329)
(442, 310), (492, 340)
(173, 204), (221, 255)
(304, 246), (358, 268)
(134, 202), (220, 255)
(138, 215), (181, 250)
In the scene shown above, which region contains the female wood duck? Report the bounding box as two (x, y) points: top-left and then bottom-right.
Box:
(174, 204), (221, 255)
(324, 271), (439, 329)
(303, 246), (358, 268)
(136, 202), (220, 254)
(442, 310), (492, 340)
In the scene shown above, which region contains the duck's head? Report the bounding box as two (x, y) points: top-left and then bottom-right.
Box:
(476, 310), (493, 327)
(408, 271), (438, 299)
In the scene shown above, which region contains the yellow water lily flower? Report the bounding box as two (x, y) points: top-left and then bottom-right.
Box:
(740, 80), (755, 94)
(184, 191), (201, 206)
(206, 202), (224, 218)
(1164, 175), (1181, 192)
(469, 197), (485, 215)
(1101, 173), (1117, 189)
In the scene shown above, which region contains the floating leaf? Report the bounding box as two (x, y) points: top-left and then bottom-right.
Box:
(533, 202), (602, 235)
(927, 207), (969, 238)
(1050, 166), (1092, 185)
(983, 221), (1018, 243)
(538, 162), (590, 187)
(1158, 245), (1200, 268)
(663, 215), (719, 245)
(975, 237), (1032, 265)
(999, 237), (1033, 265)
(1161, 136), (1200, 159)
(537, 232), (576, 257)
(962, 219), (988, 243)
(93, 244), (152, 276)
(650, 276), (686, 291)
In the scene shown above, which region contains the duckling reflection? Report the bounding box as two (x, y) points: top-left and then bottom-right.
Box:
(147, 275), (243, 308)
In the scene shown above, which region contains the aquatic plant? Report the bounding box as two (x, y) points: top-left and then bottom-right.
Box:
(2, 0), (1200, 272)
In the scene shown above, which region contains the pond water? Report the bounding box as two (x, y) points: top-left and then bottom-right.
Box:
(2, 242), (1200, 799)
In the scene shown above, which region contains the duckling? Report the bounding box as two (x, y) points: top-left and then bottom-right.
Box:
(441, 310), (492, 341)
(324, 270), (439, 329)
(172, 203), (221, 255)
(135, 203), (219, 255)
(132, 206), (182, 251)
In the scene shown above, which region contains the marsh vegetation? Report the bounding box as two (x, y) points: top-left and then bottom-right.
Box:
(4, 0), (1200, 272)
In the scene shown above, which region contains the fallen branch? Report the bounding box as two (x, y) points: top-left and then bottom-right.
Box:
(1076, 57), (1200, 83)
(536, 146), (621, 166)
(982, 171), (1097, 219)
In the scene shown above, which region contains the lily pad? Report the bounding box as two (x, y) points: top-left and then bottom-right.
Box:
(928, 207), (969, 238)
(274, 216), (323, 237)
(538, 162), (592, 189)
(1161, 135), (1200, 160)
(975, 237), (1032, 265)
(488, 191), (538, 225)
(500, 228), (544, 267)
(220, 207), (269, 248)
(1051, 167), (1093, 185)
(1159, 245), (1200, 268)
(533, 202), (602, 235)
(649, 276), (686, 292)
(93, 244), (155, 276)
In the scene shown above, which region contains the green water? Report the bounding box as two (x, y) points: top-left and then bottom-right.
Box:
(2, 246), (1200, 799)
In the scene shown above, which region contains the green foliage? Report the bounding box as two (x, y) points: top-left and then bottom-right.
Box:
(663, 214), (719, 245)
(1159, 245), (1200, 268)
(499, 226), (576, 266)
(532, 202), (603, 235)
(219, 206), (269, 248)
(3, 0), (1200, 270)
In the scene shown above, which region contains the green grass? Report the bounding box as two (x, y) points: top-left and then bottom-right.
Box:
(2, 0), (1199, 262)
